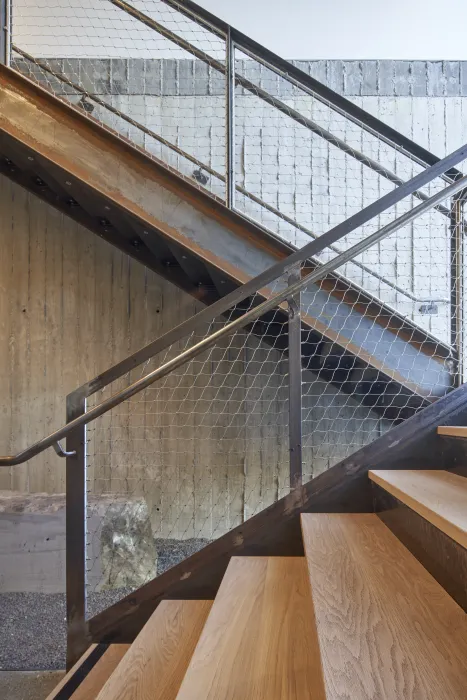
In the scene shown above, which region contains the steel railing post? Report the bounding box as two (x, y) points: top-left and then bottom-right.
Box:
(288, 267), (303, 491)
(65, 390), (88, 669)
(0, 0), (10, 66)
(451, 191), (466, 387)
(225, 27), (235, 209)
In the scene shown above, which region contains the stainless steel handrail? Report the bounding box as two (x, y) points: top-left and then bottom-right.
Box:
(109, 0), (454, 211)
(1, 171), (466, 467)
(159, 0), (463, 183)
(75, 142), (467, 399)
(11, 45), (449, 306)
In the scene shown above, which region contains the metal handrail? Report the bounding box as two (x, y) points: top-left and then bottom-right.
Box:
(11, 45), (450, 306)
(76, 141), (467, 399)
(1, 160), (466, 466)
(158, 0), (463, 183)
(110, 0), (454, 213)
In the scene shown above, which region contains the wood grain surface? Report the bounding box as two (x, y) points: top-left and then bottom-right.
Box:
(438, 425), (467, 438)
(175, 557), (326, 700)
(45, 645), (130, 700)
(301, 513), (467, 699)
(89, 381), (467, 644)
(95, 600), (212, 700)
(369, 469), (467, 549)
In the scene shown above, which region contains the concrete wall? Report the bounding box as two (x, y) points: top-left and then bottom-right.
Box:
(0, 174), (383, 540)
(14, 55), (465, 345)
(0, 174), (205, 494)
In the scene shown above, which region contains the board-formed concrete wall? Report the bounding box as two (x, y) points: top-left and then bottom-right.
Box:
(0, 174), (384, 539)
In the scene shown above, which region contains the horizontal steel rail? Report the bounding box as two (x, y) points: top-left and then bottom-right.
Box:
(1, 164), (466, 467)
(75, 142), (467, 398)
(11, 46), (450, 305)
(158, 0), (463, 183)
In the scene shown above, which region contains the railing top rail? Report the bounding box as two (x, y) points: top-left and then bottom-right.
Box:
(76, 140), (467, 399)
(155, 0), (463, 182)
(6, 51), (452, 327)
(1, 145), (467, 467)
(109, 0), (458, 202)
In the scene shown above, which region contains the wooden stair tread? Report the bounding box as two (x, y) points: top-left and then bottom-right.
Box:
(175, 557), (326, 700)
(438, 425), (467, 438)
(301, 513), (467, 700)
(369, 469), (467, 549)
(46, 644), (130, 700)
(95, 600), (212, 700)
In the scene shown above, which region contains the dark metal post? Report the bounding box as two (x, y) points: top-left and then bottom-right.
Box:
(0, 0), (10, 66)
(450, 194), (465, 387)
(288, 267), (303, 490)
(225, 27), (235, 209)
(65, 390), (88, 669)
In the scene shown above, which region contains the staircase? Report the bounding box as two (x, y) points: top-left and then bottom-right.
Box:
(0, 62), (455, 422)
(2, 0), (467, 689)
(46, 455), (467, 699)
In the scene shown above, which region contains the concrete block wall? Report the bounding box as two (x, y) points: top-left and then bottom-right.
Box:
(13, 57), (467, 97)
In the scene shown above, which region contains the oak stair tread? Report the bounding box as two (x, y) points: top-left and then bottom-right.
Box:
(369, 469), (467, 549)
(438, 425), (467, 438)
(95, 600), (212, 700)
(46, 644), (130, 700)
(301, 512), (467, 700)
(175, 557), (326, 700)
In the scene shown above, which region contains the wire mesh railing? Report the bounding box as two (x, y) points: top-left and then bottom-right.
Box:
(2, 0), (467, 665)
(0, 105), (465, 658)
(85, 289), (290, 596)
(8, 0), (466, 345)
(75, 162), (467, 615)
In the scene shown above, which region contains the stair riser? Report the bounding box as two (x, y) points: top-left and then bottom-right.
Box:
(372, 484), (467, 612)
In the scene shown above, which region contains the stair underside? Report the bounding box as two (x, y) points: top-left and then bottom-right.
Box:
(369, 469), (467, 549)
(0, 65), (451, 420)
(301, 512), (467, 699)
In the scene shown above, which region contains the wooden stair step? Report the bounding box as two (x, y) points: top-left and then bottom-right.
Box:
(46, 644), (130, 700)
(95, 600), (212, 700)
(438, 425), (467, 438)
(369, 469), (467, 549)
(175, 557), (326, 699)
(301, 513), (467, 699)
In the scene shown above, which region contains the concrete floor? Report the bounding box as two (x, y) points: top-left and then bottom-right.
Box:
(0, 671), (64, 700)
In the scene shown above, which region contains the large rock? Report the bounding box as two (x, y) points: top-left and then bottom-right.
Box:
(98, 499), (158, 589)
(0, 491), (157, 593)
